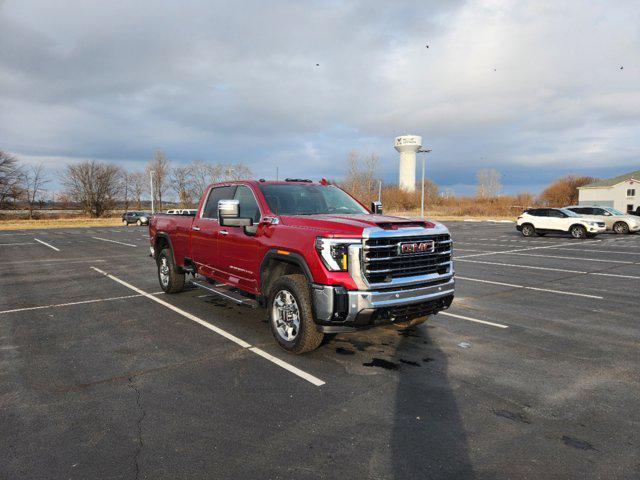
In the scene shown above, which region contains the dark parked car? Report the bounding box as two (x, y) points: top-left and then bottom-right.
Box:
(122, 211), (152, 226)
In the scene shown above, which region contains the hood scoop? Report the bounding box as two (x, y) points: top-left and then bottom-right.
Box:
(376, 220), (429, 230)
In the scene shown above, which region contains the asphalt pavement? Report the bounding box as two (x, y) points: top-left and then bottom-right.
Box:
(1, 222), (638, 479)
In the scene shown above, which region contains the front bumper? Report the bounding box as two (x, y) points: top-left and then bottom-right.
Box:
(588, 225), (606, 233)
(311, 276), (455, 332)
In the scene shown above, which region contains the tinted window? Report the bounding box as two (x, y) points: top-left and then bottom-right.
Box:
(526, 209), (546, 217)
(592, 208), (608, 215)
(234, 185), (261, 222)
(573, 207), (592, 214)
(202, 186), (236, 219)
(548, 209), (566, 218)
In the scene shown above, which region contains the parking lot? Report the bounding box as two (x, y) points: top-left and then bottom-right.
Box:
(1, 221), (638, 479)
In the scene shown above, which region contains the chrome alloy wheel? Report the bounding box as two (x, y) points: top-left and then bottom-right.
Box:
(159, 257), (170, 287)
(271, 289), (301, 342)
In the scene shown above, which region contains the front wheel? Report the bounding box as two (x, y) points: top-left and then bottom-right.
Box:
(268, 274), (323, 354)
(570, 225), (587, 239)
(521, 224), (535, 237)
(157, 248), (185, 293)
(613, 222), (629, 234)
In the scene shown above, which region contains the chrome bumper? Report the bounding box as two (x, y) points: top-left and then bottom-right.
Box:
(312, 276), (455, 324)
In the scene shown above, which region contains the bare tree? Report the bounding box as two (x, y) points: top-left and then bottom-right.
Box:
(22, 163), (49, 219)
(62, 160), (122, 217)
(476, 168), (502, 198)
(189, 160), (222, 199)
(0, 151), (24, 207)
(130, 172), (146, 210)
(221, 162), (252, 181)
(120, 171), (131, 212)
(146, 150), (170, 211)
(170, 165), (194, 207)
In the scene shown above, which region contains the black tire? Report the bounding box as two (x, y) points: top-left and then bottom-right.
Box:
(157, 248), (185, 294)
(122, 219), (128, 226)
(570, 224), (587, 239)
(521, 223), (535, 237)
(613, 221), (629, 234)
(268, 274), (324, 354)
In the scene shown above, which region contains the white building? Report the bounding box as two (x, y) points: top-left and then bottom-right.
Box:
(578, 170), (640, 213)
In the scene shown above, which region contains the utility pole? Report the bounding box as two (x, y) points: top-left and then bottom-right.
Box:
(378, 179), (382, 202)
(417, 148), (432, 219)
(149, 170), (155, 214)
(276, 166), (279, 181)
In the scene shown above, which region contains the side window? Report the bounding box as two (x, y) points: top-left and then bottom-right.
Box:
(531, 209), (547, 217)
(576, 207), (592, 215)
(548, 209), (564, 218)
(234, 186), (261, 222)
(202, 186), (236, 219)
(592, 208), (607, 215)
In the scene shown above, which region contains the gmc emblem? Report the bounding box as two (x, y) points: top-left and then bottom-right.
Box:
(398, 240), (435, 255)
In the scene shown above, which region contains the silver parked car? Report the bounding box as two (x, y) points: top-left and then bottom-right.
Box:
(564, 206), (640, 234)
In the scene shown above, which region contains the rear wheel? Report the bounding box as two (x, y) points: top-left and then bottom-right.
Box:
(521, 223), (535, 237)
(570, 224), (587, 239)
(157, 248), (185, 293)
(613, 221), (629, 234)
(268, 274), (323, 354)
(122, 219), (128, 226)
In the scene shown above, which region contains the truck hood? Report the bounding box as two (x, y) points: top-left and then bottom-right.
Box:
(278, 213), (438, 237)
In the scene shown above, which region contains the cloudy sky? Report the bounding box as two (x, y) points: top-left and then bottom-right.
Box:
(1, 0), (639, 195)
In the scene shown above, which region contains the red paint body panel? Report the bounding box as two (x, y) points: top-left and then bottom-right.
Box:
(149, 180), (435, 296)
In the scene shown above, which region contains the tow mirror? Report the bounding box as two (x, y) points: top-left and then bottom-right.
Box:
(371, 201), (383, 215)
(218, 199), (253, 227)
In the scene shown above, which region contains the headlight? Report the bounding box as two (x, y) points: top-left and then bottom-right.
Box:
(315, 238), (358, 271)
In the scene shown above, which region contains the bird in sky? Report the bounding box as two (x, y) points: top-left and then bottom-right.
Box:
(425, 44), (429, 48)
(316, 63), (320, 67)
(620, 66), (624, 70)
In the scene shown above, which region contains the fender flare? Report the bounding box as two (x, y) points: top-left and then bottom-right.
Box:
(260, 249), (314, 294)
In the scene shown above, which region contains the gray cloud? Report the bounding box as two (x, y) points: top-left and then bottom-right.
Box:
(1, 0), (639, 194)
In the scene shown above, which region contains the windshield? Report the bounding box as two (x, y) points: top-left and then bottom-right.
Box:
(560, 208), (579, 217)
(259, 184), (368, 215)
(605, 207), (625, 215)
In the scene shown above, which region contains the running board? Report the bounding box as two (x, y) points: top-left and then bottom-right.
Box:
(191, 280), (259, 308)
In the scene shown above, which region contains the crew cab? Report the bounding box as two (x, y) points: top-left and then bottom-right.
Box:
(149, 179), (454, 353)
(516, 208), (606, 238)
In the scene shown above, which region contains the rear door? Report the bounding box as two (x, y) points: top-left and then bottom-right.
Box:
(546, 209), (568, 231)
(190, 185), (236, 277)
(215, 185), (263, 293)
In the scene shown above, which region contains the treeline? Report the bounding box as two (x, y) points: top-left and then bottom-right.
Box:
(339, 150), (597, 216)
(0, 150), (251, 218)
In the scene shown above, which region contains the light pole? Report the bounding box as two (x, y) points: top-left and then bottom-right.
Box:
(149, 170), (155, 214)
(417, 148), (432, 219)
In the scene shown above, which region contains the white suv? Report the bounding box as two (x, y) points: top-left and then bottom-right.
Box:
(517, 208), (606, 238)
(564, 206), (640, 234)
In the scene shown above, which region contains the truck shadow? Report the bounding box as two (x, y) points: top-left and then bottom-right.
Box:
(390, 324), (475, 479)
(333, 323), (475, 479)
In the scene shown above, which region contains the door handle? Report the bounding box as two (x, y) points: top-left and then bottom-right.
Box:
(219, 230), (229, 235)
(192, 226), (200, 231)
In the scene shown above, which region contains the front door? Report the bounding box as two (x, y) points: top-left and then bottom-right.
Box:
(190, 185), (236, 278)
(215, 185), (263, 293)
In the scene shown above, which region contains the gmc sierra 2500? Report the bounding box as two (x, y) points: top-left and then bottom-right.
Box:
(149, 179), (454, 353)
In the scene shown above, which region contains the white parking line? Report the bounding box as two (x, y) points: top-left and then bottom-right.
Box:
(508, 252), (636, 265)
(91, 237), (137, 247)
(0, 242), (37, 246)
(455, 243), (585, 259)
(439, 311), (509, 329)
(90, 267), (325, 387)
(0, 292), (163, 315)
(456, 276), (603, 299)
(34, 238), (60, 251)
(456, 258), (640, 280)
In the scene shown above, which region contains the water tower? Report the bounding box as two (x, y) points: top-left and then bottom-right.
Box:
(394, 135), (422, 192)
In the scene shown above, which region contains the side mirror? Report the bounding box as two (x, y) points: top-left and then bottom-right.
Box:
(218, 199), (253, 227)
(371, 201), (383, 215)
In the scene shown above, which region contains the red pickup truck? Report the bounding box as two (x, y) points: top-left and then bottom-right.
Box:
(149, 179), (454, 353)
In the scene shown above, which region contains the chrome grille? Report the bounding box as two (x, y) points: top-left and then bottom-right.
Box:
(363, 234), (452, 284)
